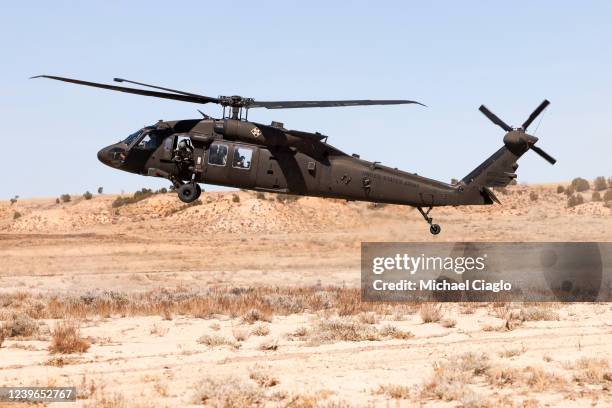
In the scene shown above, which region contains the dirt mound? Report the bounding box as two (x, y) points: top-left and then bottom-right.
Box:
(1, 184), (609, 234)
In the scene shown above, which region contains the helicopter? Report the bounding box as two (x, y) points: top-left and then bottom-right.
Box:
(33, 75), (556, 235)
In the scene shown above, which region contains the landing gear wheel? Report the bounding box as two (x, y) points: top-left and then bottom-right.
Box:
(177, 183), (199, 203)
(430, 224), (441, 235)
(194, 183), (202, 200)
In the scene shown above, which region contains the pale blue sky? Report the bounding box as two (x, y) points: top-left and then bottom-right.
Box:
(1, 1), (611, 198)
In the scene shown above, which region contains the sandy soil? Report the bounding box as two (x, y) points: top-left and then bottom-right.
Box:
(0, 183), (611, 407)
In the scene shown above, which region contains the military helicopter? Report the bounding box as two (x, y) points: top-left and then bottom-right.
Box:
(33, 75), (556, 234)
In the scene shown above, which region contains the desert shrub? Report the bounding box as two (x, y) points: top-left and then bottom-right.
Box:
(83, 191), (93, 200)
(251, 324), (270, 336)
(603, 189), (612, 201)
(97, 187), (103, 194)
(420, 303), (443, 323)
(2, 313), (38, 338)
(55, 198), (60, 204)
(450, 178), (458, 185)
(608, 177), (612, 188)
(232, 193), (240, 203)
(556, 185), (565, 194)
(112, 188), (154, 208)
(571, 177), (590, 192)
(375, 384), (411, 399)
(567, 194), (584, 208)
(314, 318), (379, 343)
(592, 191), (602, 202)
(379, 324), (414, 340)
(258, 338), (279, 351)
(520, 306), (559, 321)
(594, 176), (607, 191)
(158, 187), (167, 194)
(564, 185), (575, 196)
(241, 308), (272, 324)
(192, 375), (262, 406)
(197, 334), (237, 348)
(49, 321), (90, 354)
(232, 327), (250, 342)
(441, 318), (457, 328)
(529, 191), (538, 201)
(508, 179), (518, 185)
(9, 195), (18, 205)
(249, 366), (279, 387)
(60, 194), (71, 203)
(256, 192), (266, 200)
(13, 211), (21, 219)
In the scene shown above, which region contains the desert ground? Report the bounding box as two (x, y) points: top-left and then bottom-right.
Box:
(0, 182), (611, 407)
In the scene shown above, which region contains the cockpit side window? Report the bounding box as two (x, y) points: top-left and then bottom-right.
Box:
(208, 143), (228, 166)
(135, 131), (164, 151)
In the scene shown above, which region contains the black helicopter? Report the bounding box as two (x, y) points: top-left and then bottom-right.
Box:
(34, 75), (555, 234)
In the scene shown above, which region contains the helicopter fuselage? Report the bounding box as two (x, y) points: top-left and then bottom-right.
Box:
(97, 117), (492, 209)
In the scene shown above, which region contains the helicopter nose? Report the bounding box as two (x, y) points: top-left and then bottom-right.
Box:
(97, 147), (112, 166)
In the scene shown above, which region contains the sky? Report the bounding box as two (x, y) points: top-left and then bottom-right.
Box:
(1, 1), (611, 198)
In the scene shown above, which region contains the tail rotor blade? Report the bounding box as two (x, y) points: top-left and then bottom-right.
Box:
(531, 145), (556, 165)
(522, 99), (550, 130)
(479, 105), (513, 132)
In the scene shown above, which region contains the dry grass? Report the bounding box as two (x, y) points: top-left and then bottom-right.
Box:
(251, 323), (270, 336)
(498, 346), (526, 358)
(197, 334), (238, 349)
(520, 306), (559, 321)
(258, 338), (279, 351)
(421, 352), (490, 401)
(420, 303), (443, 323)
(249, 365), (279, 387)
(313, 317), (379, 343)
(49, 321), (90, 354)
(192, 375), (262, 407)
(379, 324), (414, 340)
(375, 384), (411, 399)
(569, 357), (611, 384)
(149, 323), (169, 337)
(0, 287), (402, 322)
(1, 312), (39, 338)
(241, 308), (272, 324)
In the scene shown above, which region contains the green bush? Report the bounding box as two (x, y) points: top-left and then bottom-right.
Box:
(592, 191), (602, 202)
(571, 177), (590, 192)
(593, 176), (607, 191)
(567, 194), (584, 208)
(556, 185), (565, 194)
(60, 194), (71, 203)
(83, 191), (93, 200)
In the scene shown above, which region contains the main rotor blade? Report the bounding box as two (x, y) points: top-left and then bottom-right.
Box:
(522, 99), (550, 130)
(113, 77), (206, 98)
(249, 99), (425, 109)
(479, 105), (513, 132)
(530, 145), (557, 165)
(32, 75), (219, 105)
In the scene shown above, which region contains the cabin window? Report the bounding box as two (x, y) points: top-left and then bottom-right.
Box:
(208, 143), (228, 166)
(232, 146), (253, 170)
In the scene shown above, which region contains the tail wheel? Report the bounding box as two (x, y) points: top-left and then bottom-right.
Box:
(177, 183), (199, 203)
(430, 224), (441, 235)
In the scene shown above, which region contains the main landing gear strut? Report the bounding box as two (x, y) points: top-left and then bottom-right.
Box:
(417, 206), (441, 235)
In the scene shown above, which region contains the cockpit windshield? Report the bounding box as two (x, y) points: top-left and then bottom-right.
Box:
(121, 125), (156, 146)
